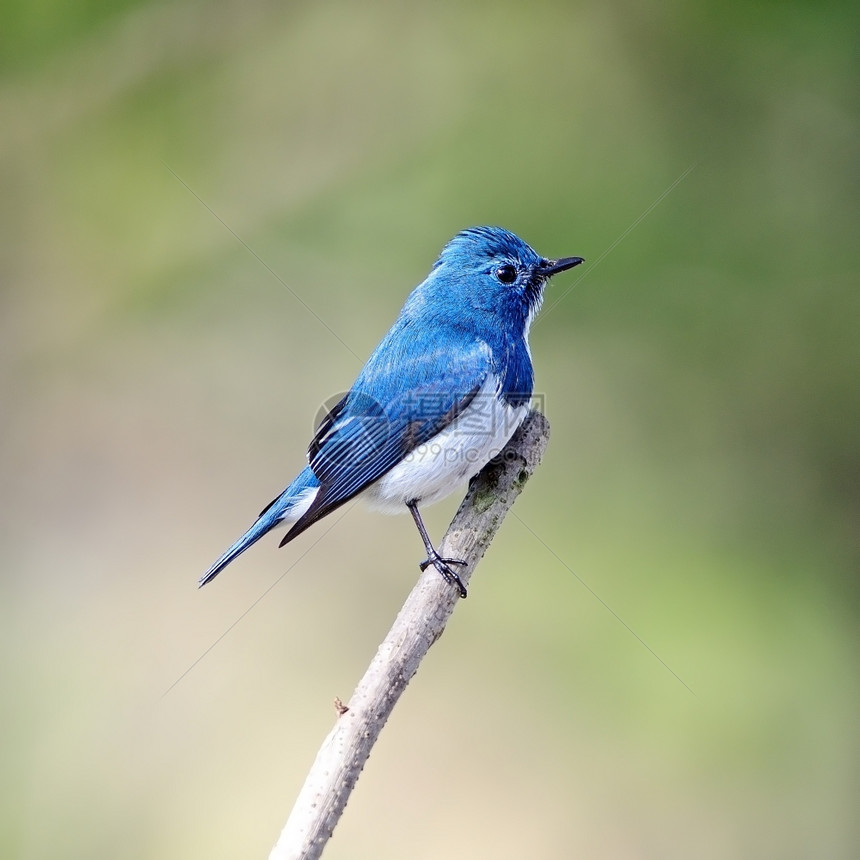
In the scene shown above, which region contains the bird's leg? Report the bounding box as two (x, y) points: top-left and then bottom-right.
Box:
(406, 500), (468, 598)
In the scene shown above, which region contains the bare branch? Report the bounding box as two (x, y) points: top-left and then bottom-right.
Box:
(269, 411), (551, 860)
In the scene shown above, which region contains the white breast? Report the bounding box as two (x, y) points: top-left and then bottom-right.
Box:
(363, 374), (529, 514)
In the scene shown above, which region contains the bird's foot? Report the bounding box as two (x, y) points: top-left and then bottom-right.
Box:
(419, 553), (468, 598)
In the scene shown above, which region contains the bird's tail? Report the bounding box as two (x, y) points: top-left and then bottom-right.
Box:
(199, 467), (320, 586)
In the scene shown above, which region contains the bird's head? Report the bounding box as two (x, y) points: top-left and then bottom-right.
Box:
(427, 226), (584, 329)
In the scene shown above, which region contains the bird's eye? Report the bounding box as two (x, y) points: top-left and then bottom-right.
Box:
(494, 264), (517, 284)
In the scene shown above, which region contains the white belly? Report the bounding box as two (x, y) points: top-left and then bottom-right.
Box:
(363, 375), (529, 514)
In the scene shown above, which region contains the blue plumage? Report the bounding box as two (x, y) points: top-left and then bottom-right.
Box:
(201, 226), (583, 595)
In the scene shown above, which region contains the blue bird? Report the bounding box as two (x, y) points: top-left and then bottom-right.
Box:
(201, 226), (583, 597)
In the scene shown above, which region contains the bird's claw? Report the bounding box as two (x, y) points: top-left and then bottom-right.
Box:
(420, 553), (468, 598)
(419, 555), (467, 572)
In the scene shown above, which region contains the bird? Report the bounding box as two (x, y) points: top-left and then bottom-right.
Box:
(201, 226), (583, 597)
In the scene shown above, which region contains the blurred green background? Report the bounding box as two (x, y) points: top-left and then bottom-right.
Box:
(1, 0), (858, 857)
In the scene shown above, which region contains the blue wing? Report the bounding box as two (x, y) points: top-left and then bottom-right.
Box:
(279, 331), (491, 545)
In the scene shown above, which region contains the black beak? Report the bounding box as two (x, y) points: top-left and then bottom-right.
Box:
(539, 256), (585, 278)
